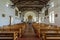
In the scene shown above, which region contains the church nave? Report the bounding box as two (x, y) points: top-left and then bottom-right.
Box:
(0, 0), (60, 40)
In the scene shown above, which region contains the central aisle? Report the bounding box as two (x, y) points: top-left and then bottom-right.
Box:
(17, 23), (40, 40)
(22, 23), (36, 37)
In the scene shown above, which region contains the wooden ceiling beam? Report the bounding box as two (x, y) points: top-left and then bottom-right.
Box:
(14, 1), (46, 6)
(39, 0), (49, 4)
(16, 5), (44, 8)
(10, 0), (50, 5)
(39, 1), (46, 4)
(10, 0), (20, 4)
(19, 7), (41, 11)
(14, 1), (39, 5)
(40, 0), (48, 2)
(10, 0), (50, 11)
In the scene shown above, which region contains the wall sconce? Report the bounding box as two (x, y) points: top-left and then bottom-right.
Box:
(2, 14), (5, 17)
(55, 14), (58, 17)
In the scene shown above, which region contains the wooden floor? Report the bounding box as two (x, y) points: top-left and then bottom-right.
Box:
(17, 23), (40, 40)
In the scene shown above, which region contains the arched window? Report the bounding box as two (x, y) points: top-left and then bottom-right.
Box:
(49, 2), (54, 9)
(49, 11), (55, 23)
(39, 17), (42, 23)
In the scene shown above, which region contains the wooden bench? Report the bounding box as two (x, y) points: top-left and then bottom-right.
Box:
(32, 23), (40, 38)
(46, 33), (60, 40)
(0, 23), (27, 38)
(40, 24), (60, 40)
(0, 31), (18, 40)
(41, 29), (60, 40)
(32, 23), (60, 40)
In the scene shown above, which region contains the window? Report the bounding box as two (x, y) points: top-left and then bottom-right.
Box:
(39, 17), (44, 23)
(39, 17), (42, 23)
(49, 2), (54, 9)
(42, 17), (44, 23)
(51, 2), (54, 7)
(11, 17), (13, 24)
(49, 11), (55, 23)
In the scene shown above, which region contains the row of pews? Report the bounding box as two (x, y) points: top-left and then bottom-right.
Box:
(0, 22), (60, 40)
(0, 23), (28, 40)
(0, 31), (18, 40)
(32, 23), (40, 38)
(32, 22), (60, 40)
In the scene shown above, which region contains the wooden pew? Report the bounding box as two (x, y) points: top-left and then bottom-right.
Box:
(10, 23), (27, 37)
(32, 23), (60, 40)
(40, 24), (60, 40)
(32, 23), (40, 38)
(40, 28), (60, 40)
(0, 23), (27, 38)
(0, 31), (18, 40)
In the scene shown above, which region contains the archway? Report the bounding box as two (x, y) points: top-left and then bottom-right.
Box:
(24, 11), (37, 23)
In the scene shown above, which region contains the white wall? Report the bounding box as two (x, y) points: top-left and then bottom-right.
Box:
(42, 0), (60, 26)
(0, 0), (21, 26)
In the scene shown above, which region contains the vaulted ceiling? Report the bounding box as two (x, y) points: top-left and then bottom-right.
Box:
(10, 0), (50, 11)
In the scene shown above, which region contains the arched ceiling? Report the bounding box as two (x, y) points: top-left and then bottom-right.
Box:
(10, 0), (50, 11)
